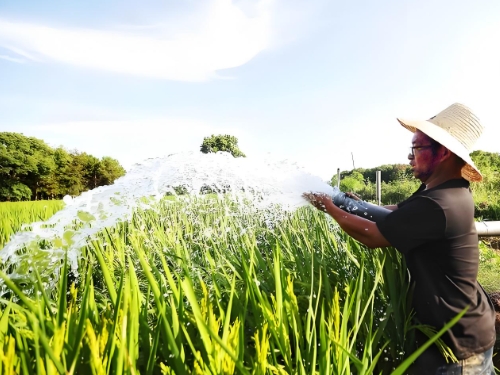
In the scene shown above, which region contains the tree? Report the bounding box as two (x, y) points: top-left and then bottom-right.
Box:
(0, 132), (55, 201)
(59, 151), (87, 197)
(72, 152), (101, 190)
(332, 165), (412, 186)
(55, 152), (125, 196)
(41, 147), (73, 198)
(0, 181), (32, 201)
(97, 157), (126, 186)
(0, 132), (127, 201)
(338, 171), (366, 193)
(471, 151), (500, 177)
(200, 134), (246, 158)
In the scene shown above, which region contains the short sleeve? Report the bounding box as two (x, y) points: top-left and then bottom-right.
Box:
(376, 196), (446, 254)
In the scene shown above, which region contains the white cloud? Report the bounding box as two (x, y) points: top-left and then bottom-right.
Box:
(0, 0), (272, 81)
(0, 54), (25, 63)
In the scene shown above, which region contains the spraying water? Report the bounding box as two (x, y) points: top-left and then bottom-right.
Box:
(0, 151), (335, 293)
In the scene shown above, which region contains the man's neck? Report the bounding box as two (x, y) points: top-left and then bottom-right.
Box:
(424, 169), (463, 190)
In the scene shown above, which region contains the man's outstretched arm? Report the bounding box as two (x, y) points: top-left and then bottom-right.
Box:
(304, 193), (391, 249)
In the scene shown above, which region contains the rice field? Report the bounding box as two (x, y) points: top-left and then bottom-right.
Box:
(0, 201), (64, 249)
(0, 199), (484, 374)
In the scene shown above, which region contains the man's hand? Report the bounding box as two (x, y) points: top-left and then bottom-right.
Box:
(302, 192), (332, 212)
(345, 192), (361, 201)
(304, 193), (390, 249)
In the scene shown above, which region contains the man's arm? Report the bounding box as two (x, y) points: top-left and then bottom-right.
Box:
(305, 194), (391, 249)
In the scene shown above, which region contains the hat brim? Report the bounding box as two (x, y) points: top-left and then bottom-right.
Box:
(397, 118), (482, 182)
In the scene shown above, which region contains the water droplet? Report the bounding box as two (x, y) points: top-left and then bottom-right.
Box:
(1, 152), (338, 294)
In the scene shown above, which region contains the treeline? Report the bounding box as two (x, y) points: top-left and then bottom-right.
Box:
(331, 150), (500, 220)
(0, 132), (126, 201)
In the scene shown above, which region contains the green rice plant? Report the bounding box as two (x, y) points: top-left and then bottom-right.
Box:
(0, 196), (460, 374)
(0, 201), (64, 249)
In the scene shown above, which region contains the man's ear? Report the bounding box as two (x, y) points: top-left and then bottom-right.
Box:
(440, 147), (452, 161)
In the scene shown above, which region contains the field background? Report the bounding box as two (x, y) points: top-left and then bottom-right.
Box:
(0, 198), (499, 374)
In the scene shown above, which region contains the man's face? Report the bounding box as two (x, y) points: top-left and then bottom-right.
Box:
(408, 131), (441, 183)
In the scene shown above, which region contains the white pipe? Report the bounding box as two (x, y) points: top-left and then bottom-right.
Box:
(476, 221), (500, 237)
(376, 171), (382, 206)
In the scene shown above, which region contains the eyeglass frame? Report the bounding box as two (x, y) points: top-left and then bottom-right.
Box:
(408, 145), (434, 158)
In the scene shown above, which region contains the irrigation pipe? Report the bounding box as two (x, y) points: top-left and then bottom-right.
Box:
(476, 221), (500, 237)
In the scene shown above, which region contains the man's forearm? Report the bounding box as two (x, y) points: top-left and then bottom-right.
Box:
(323, 201), (391, 249)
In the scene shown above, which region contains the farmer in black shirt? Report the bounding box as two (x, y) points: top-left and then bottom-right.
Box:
(305, 103), (496, 374)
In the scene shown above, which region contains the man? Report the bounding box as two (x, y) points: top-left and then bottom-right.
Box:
(305, 103), (496, 374)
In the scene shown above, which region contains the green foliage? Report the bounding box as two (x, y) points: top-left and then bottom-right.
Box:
(333, 151), (500, 219)
(0, 132), (55, 200)
(0, 200), (64, 248)
(0, 197), (455, 374)
(378, 179), (421, 205)
(477, 240), (500, 293)
(339, 171), (365, 193)
(200, 134), (246, 158)
(98, 156), (126, 186)
(0, 181), (32, 201)
(471, 150), (500, 174)
(0, 132), (126, 201)
(332, 165), (413, 186)
(470, 150), (500, 220)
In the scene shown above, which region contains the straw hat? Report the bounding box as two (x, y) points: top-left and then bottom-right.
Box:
(397, 103), (483, 182)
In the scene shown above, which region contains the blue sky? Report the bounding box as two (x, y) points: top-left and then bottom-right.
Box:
(1, 0), (499, 180)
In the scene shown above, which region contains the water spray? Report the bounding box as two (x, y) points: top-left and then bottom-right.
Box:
(0, 151), (335, 295)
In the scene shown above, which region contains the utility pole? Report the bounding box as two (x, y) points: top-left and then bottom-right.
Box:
(376, 170), (382, 205)
(351, 152), (355, 169)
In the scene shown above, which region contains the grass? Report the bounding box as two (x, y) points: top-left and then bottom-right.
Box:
(352, 174), (500, 221)
(0, 200), (64, 249)
(478, 240), (500, 293)
(0, 198), (496, 374)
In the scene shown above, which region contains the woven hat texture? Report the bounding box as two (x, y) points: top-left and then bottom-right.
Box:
(397, 103), (483, 182)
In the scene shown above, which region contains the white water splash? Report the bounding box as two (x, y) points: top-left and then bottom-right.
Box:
(0, 152), (334, 288)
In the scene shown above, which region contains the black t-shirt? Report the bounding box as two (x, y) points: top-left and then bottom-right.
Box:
(377, 178), (496, 359)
